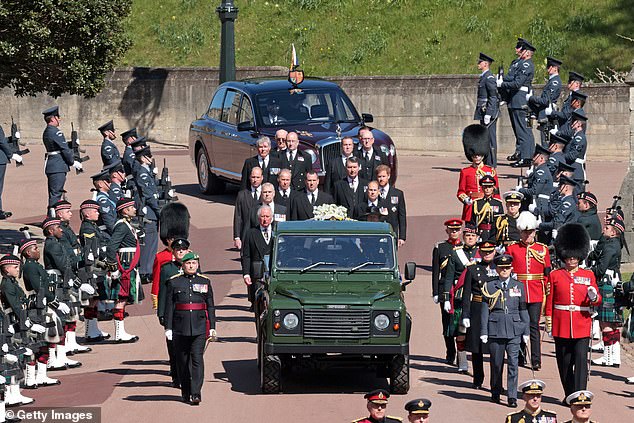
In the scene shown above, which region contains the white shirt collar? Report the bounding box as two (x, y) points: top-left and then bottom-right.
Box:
(307, 188), (319, 197)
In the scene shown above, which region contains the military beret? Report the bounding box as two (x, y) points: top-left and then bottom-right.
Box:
(120, 128), (137, 141)
(546, 56), (562, 67)
(0, 254), (21, 267)
(405, 398), (432, 415)
(503, 191), (524, 203)
(42, 106), (60, 118)
(91, 168), (110, 182)
(494, 254), (513, 267)
(606, 216), (625, 233)
(519, 379), (545, 394)
(182, 251), (200, 262)
(566, 390), (593, 406)
(568, 71), (585, 83)
(18, 239), (37, 256)
(533, 144), (551, 157)
(479, 175), (496, 186)
(42, 217), (61, 231)
(116, 198), (135, 212)
(80, 200), (100, 211)
(478, 52), (494, 63)
(444, 218), (463, 229)
(577, 192), (598, 207)
(571, 91), (588, 102)
(172, 238), (191, 250)
(364, 389), (390, 404)
(558, 175), (577, 187)
(572, 109), (588, 122)
(464, 222), (478, 234)
(98, 120), (115, 133)
(53, 200), (72, 212)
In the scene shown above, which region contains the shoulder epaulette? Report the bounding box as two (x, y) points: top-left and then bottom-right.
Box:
(542, 410), (557, 415)
(386, 417), (402, 422)
(453, 245), (463, 250)
(351, 418), (368, 423)
(83, 233), (95, 239)
(197, 274), (210, 281)
(168, 273), (182, 280)
(536, 242), (548, 248)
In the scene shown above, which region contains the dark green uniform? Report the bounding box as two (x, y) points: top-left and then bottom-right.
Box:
(0, 275), (28, 329)
(158, 260), (182, 387)
(22, 258), (62, 342)
(44, 235), (78, 321)
(106, 218), (141, 302)
(443, 244), (478, 337)
(588, 236), (622, 323)
(495, 214), (520, 246)
(79, 219), (109, 300)
(432, 239), (461, 363)
(505, 408), (558, 423)
(577, 208), (602, 241)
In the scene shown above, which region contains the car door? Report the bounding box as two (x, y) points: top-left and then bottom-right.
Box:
(213, 89), (242, 178)
(200, 87), (226, 169)
(234, 94), (258, 169)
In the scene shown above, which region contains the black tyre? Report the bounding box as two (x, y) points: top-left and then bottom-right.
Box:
(261, 354), (282, 394)
(390, 354), (409, 394)
(196, 147), (224, 195)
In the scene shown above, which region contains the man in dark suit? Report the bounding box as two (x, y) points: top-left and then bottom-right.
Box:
(289, 170), (334, 221)
(233, 167), (263, 250)
(240, 136), (282, 190)
(242, 205), (273, 307)
(324, 136), (355, 194)
(355, 127), (388, 181)
(354, 181), (388, 221)
(376, 164), (407, 247)
(334, 156), (368, 218)
(280, 131), (311, 191)
(270, 129), (288, 159)
(248, 182), (287, 229)
(275, 168), (293, 208)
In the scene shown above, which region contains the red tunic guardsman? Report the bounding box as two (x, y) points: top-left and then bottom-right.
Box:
(546, 223), (601, 398)
(457, 125), (500, 221)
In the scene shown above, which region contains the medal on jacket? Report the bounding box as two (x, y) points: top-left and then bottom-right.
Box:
(192, 283), (208, 293)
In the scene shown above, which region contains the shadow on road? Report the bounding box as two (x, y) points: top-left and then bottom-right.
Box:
(123, 394), (184, 402)
(173, 183), (238, 205)
(431, 166), (461, 174)
(116, 380), (174, 388)
(121, 359), (169, 366)
(99, 368), (170, 377)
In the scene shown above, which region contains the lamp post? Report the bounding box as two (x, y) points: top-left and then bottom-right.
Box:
(216, 0), (239, 84)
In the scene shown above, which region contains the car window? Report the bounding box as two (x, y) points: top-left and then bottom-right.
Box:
(238, 95), (254, 125)
(227, 92), (242, 126)
(221, 90), (238, 123)
(207, 88), (226, 120)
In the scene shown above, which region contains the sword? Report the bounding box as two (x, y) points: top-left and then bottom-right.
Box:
(204, 333), (217, 353)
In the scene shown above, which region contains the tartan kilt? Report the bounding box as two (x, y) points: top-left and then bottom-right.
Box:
(597, 283), (622, 324)
(446, 286), (466, 337)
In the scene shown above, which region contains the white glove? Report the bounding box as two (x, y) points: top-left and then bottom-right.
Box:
(522, 335), (530, 345)
(549, 128), (558, 135)
(80, 283), (95, 295)
(443, 301), (452, 313)
(11, 154), (23, 163)
(73, 161), (83, 170)
(168, 189), (175, 198)
(483, 115), (491, 125)
(462, 318), (471, 328)
(7, 324), (14, 334)
(142, 206), (148, 215)
(526, 92), (533, 101)
(24, 319), (32, 328)
(1, 344), (8, 353)
(587, 286), (598, 302)
(5, 354), (18, 364)
(153, 167), (159, 175)
(463, 197), (473, 205)
(515, 184), (523, 191)
(480, 335), (488, 344)
(208, 329), (217, 341)
(24, 347), (33, 356)
(525, 167), (533, 177)
(433, 295), (439, 304)
(528, 203), (537, 213)
(110, 269), (121, 280)
(30, 324), (46, 334)
(545, 105), (553, 116)
(552, 229), (558, 239)
(496, 77), (503, 88)
(495, 245), (506, 255)
(87, 252), (95, 262)
(14, 131), (20, 139)
(165, 330), (173, 341)
(57, 302), (71, 314)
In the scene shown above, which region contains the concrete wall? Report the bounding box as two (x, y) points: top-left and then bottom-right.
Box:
(0, 67), (629, 159)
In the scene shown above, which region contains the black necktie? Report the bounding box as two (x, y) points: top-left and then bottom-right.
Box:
(502, 281), (507, 290)
(310, 193), (316, 206)
(366, 152), (371, 162)
(252, 190), (257, 200)
(283, 191), (288, 199)
(263, 229), (269, 243)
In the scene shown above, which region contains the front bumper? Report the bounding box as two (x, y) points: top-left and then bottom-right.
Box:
(264, 343), (409, 355)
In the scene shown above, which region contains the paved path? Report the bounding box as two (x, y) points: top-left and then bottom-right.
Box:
(1, 144), (632, 422)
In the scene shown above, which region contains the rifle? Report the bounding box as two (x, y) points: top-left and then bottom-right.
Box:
(158, 158), (178, 206)
(607, 196), (630, 256)
(7, 116), (29, 166)
(69, 122), (90, 174)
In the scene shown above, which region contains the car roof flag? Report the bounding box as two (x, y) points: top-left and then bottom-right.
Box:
(288, 43), (304, 87)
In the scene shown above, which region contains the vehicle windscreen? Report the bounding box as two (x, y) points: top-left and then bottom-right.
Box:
(275, 234), (395, 271)
(255, 88), (360, 127)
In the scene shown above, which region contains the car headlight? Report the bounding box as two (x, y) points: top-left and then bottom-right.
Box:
(304, 148), (318, 165)
(373, 314), (390, 331)
(283, 313), (299, 330)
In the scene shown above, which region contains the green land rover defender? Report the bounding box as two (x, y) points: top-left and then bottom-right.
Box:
(253, 220), (416, 394)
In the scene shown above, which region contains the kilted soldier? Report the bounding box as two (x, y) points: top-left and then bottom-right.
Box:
(506, 212), (551, 370)
(98, 120), (120, 168)
(469, 175), (503, 241)
(495, 191), (523, 246)
(442, 223), (479, 373)
(457, 125), (500, 221)
(577, 192), (602, 245)
(18, 239), (61, 387)
(92, 167), (117, 236)
(105, 198), (142, 343)
(461, 239), (498, 389)
(78, 200), (111, 343)
(546, 223), (601, 398)
(564, 390), (596, 423)
(431, 218), (463, 365)
(481, 254), (529, 407)
(42, 217), (81, 370)
(589, 216), (624, 368)
(505, 380), (558, 423)
(164, 252), (216, 405)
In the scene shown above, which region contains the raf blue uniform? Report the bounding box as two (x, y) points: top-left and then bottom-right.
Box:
(520, 162), (553, 218)
(42, 122), (75, 208)
(530, 73), (563, 146)
(565, 131), (587, 187)
(101, 138), (121, 168)
(122, 145), (137, 175)
(539, 193), (578, 238)
(135, 163), (161, 279)
(96, 190), (117, 236)
(0, 126), (15, 215)
(474, 56), (499, 167)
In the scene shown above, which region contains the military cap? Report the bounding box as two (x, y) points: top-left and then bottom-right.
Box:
(134, 145), (152, 158)
(18, 239), (37, 256)
(116, 198), (135, 212)
(42, 106), (60, 118)
(120, 128), (137, 141)
(42, 217), (61, 231)
(80, 200), (100, 211)
(478, 239), (496, 253)
(107, 162), (125, 175)
(549, 132), (570, 145)
(519, 379), (545, 395)
(98, 120), (115, 133)
(53, 200), (72, 212)
(568, 71), (585, 83)
(172, 238), (191, 250)
(494, 254), (513, 267)
(131, 136), (148, 151)
(558, 175), (577, 187)
(405, 398), (432, 415)
(478, 52), (494, 63)
(515, 38), (526, 49)
(521, 39), (536, 52)
(566, 390), (593, 406)
(577, 192), (598, 207)
(182, 251), (200, 262)
(546, 56), (562, 68)
(444, 218), (463, 229)
(364, 389), (390, 404)
(479, 175), (496, 186)
(557, 161), (575, 173)
(463, 222), (478, 234)
(91, 168), (110, 182)
(0, 254), (21, 267)
(606, 216), (625, 233)
(572, 109), (588, 122)
(503, 191), (524, 203)
(571, 91), (588, 102)
(533, 144), (551, 157)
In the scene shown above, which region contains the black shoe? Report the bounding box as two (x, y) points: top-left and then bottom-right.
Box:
(508, 399), (517, 408)
(446, 357), (455, 365)
(85, 335), (109, 343)
(172, 381), (181, 389)
(491, 394), (501, 404)
(190, 394), (201, 405)
(182, 394), (191, 404)
(532, 363), (541, 371)
(472, 383), (482, 390)
(507, 153), (519, 161)
(511, 159), (532, 168)
(0, 210), (12, 220)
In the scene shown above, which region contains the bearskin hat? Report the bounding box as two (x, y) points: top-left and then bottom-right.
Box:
(554, 223), (590, 261)
(159, 202), (190, 246)
(462, 124), (489, 161)
(516, 211), (538, 231)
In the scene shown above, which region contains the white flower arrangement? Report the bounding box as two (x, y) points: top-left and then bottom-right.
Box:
(312, 204), (349, 221)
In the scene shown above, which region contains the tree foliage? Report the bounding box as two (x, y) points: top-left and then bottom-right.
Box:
(0, 0), (132, 98)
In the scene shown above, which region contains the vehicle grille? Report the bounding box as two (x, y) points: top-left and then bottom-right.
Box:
(319, 142), (341, 172)
(303, 309), (371, 339)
